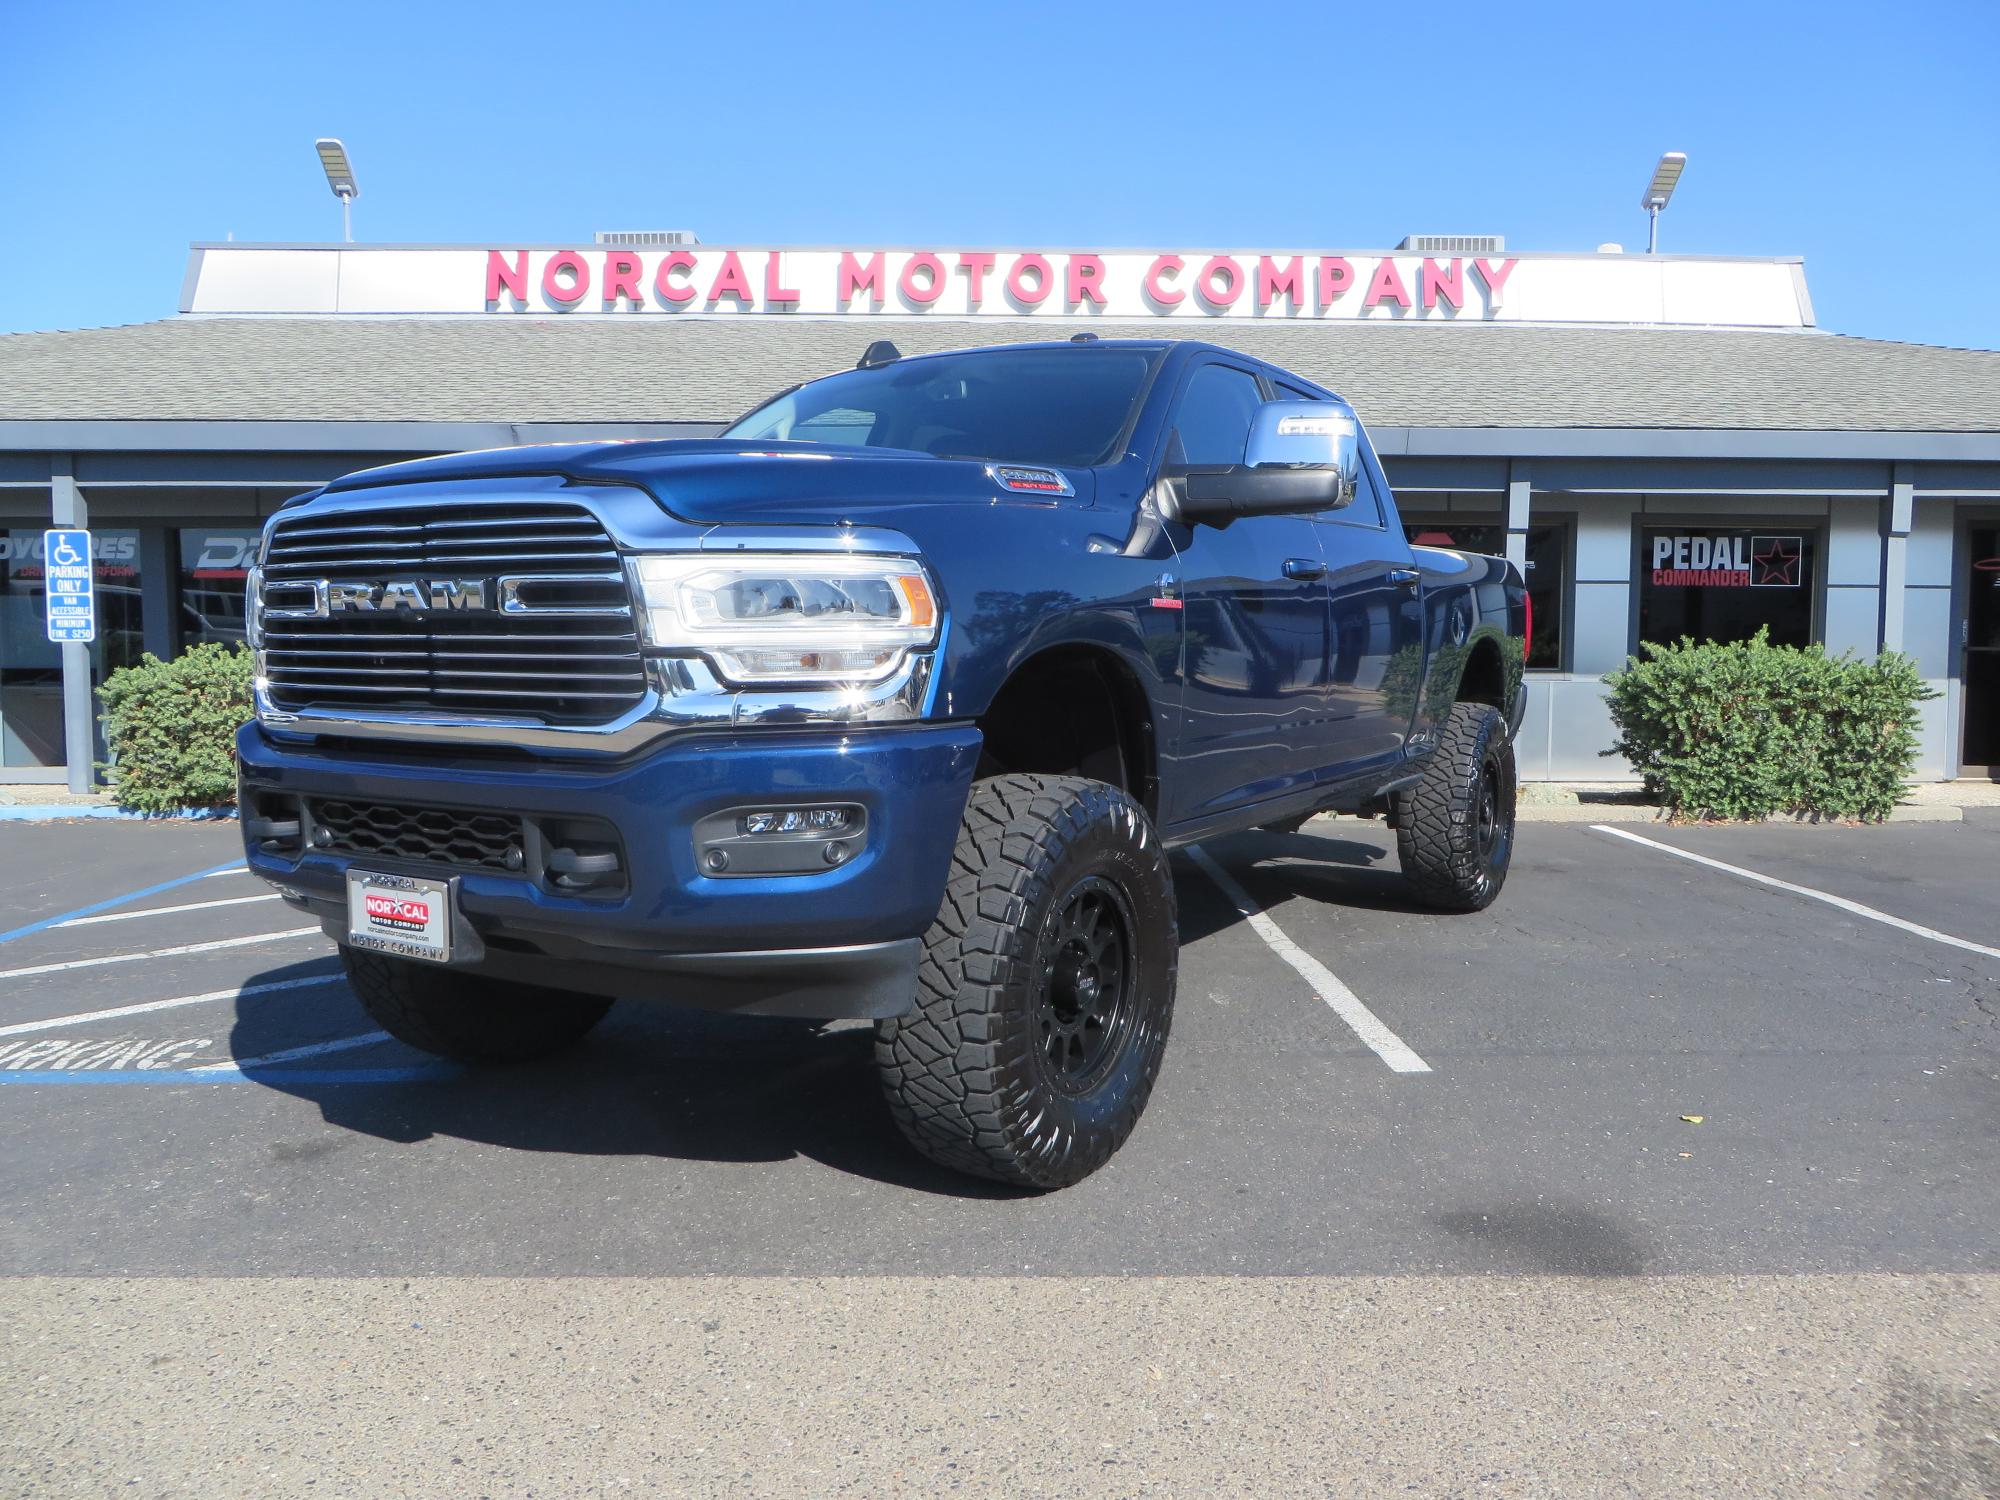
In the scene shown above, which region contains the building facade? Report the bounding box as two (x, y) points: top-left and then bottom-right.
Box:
(2, 242), (1997, 782)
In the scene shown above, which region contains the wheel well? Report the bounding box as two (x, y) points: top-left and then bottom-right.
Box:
(1457, 637), (1506, 708)
(974, 647), (1158, 818)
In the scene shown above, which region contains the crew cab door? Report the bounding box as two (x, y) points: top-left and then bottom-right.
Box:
(1300, 407), (1426, 773)
(1160, 360), (1333, 825)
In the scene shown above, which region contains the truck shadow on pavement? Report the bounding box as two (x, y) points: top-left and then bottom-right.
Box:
(230, 833), (1423, 1199)
(231, 990), (1035, 1199)
(1174, 828), (1434, 944)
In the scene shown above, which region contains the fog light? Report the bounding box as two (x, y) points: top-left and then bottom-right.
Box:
(741, 807), (852, 836)
(693, 803), (869, 879)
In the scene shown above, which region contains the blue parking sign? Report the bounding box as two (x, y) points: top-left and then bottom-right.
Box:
(43, 529), (95, 643)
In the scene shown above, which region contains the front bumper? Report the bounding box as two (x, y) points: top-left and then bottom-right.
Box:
(236, 720), (982, 1018)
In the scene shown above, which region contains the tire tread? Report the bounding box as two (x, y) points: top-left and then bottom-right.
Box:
(875, 773), (1176, 1188)
(1397, 701), (1515, 912)
(341, 946), (611, 1064)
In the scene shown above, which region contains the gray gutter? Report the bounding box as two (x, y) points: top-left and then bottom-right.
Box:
(1, 420), (1998, 465)
(1371, 427), (2000, 462)
(0, 420), (719, 452)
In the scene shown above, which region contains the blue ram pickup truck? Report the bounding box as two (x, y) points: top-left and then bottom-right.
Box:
(238, 338), (1526, 1188)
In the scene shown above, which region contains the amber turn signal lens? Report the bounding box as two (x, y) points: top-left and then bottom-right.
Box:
(895, 572), (938, 629)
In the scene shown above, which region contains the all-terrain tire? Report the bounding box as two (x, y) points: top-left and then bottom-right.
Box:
(1396, 701), (1518, 912)
(340, 946), (613, 1064)
(875, 774), (1178, 1190)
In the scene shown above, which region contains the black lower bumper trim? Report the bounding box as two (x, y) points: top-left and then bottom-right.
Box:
(302, 902), (922, 1019)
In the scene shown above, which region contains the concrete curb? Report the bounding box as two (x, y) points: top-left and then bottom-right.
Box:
(0, 805), (236, 823)
(1314, 803), (1966, 828)
(1511, 803), (1963, 825)
(1517, 804), (1661, 823)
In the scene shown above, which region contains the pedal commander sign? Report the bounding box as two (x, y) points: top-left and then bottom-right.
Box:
(1650, 533), (1805, 588)
(181, 245), (1815, 328)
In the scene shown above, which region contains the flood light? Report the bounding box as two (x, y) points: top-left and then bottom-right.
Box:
(1640, 151), (1686, 253)
(1640, 152), (1686, 211)
(314, 138), (358, 242)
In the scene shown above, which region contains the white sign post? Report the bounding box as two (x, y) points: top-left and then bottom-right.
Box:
(43, 526), (98, 793)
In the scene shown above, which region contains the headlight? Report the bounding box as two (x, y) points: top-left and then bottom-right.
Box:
(631, 553), (939, 686)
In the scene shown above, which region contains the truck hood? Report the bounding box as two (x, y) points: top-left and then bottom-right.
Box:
(322, 439), (1094, 525)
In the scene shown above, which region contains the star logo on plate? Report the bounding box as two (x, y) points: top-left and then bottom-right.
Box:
(1750, 535), (1802, 587)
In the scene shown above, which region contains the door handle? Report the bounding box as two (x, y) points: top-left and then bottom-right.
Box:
(1282, 557), (1326, 581)
(1386, 567), (1422, 588)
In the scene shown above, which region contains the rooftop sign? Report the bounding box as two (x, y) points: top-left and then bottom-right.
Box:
(182, 245), (1814, 330)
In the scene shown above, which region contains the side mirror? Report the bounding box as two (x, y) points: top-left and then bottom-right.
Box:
(1176, 401), (1361, 522)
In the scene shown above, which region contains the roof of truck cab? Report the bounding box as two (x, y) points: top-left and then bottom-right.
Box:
(1, 316), (1998, 434)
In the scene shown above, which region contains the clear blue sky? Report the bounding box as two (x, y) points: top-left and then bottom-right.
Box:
(3, 0), (1996, 348)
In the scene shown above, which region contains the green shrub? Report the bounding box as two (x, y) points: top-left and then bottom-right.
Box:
(97, 643), (255, 811)
(1602, 629), (1934, 822)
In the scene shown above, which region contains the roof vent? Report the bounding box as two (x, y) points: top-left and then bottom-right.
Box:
(1397, 234), (1505, 255)
(593, 229), (700, 247)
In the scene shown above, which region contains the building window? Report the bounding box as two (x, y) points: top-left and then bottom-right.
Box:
(1637, 526), (1817, 649)
(1, 528), (145, 768)
(176, 527), (260, 649)
(1404, 518), (1567, 670)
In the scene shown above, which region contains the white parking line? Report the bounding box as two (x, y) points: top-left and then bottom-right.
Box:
(0, 974), (344, 1038)
(57, 893), (282, 928)
(191, 1030), (392, 1073)
(0, 927), (324, 982)
(1185, 844), (1432, 1074)
(203, 866), (249, 878)
(1590, 824), (2000, 962)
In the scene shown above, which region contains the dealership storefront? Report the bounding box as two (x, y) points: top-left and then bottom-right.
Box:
(3, 241), (1998, 782)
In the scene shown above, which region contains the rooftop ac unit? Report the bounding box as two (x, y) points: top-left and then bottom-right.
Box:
(1396, 235), (1505, 256)
(593, 230), (701, 247)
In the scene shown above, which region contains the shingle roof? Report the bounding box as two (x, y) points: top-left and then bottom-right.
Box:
(1, 315), (1997, 431)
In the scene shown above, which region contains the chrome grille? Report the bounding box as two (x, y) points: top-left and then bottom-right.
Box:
(259, 501), (646, 724)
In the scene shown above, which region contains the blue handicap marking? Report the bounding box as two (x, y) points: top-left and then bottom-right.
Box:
(0, 1063), (461, 1086)
(43, 528), (95, 644)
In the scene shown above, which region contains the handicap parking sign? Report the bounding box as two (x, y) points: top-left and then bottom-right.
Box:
(43, 529), (95, 643)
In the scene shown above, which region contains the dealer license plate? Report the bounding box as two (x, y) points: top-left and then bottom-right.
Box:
(345, 870), (453, 964)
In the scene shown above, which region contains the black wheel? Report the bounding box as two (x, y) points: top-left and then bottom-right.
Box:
(340, 946), (613, 1064)
(1396, 700), (1517, 912)
(875, 773), (1178, 1190)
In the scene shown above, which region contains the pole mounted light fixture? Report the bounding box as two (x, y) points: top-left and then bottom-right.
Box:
(1640, 151), (1686, 254)
(314, 137), (359, 243)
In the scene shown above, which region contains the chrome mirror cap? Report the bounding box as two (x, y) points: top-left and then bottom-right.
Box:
(1244, 402), (1361, 509)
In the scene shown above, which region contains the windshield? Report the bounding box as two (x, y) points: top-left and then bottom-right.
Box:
(723, 346), (1159, 468)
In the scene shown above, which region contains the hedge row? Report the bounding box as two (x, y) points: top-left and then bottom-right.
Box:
(1602, 629), (1934, 822)
(96, 643), (253, 812)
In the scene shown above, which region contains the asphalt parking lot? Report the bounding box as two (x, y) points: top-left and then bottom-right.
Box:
(1, 811), (1996, 1494)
